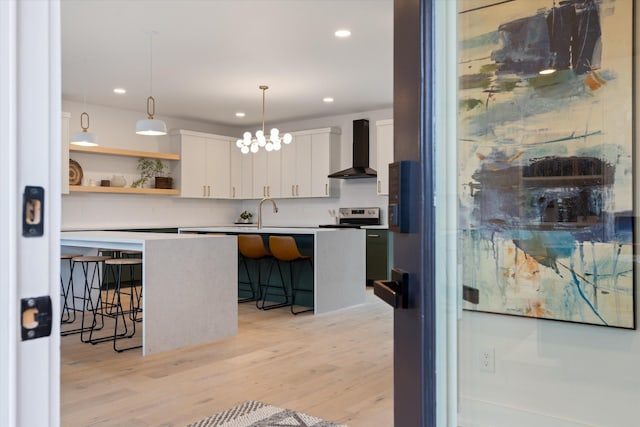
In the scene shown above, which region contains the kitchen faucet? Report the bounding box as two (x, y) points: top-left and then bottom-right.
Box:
(258, 197), (278, 229)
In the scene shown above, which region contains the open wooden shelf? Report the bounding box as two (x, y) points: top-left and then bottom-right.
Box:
(69, 145), (180, 161)
(69, 185), (180, 195)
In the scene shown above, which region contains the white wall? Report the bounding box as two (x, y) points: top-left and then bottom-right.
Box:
(62, 100), (392, 230)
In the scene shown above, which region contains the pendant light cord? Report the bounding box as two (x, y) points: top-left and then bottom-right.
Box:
(260, 85), (268, 134)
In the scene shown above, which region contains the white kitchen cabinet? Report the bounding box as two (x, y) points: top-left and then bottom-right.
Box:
(281, 134), (312, 198)
(230, 146), (253, 199)
(310, 128), (340, 197)
(376, 119), (394, 196)
(172, 130), (232, 199)
(281, 127), (340, 198)
(252, 148), (281, 198)
(61, 112), (71, 194)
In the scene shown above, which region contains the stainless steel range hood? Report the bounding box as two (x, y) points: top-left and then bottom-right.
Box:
(328, 119), (377, 179)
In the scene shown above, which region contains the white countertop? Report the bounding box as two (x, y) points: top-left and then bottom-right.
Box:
(179, 226), (365, 235)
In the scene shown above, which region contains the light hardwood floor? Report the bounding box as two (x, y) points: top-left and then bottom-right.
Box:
(61, 288), (394, 426)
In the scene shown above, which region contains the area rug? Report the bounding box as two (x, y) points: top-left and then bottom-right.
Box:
(187, 400), (347, 427)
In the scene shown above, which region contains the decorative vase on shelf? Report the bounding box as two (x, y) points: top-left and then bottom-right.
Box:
(111, 175), (126, 188)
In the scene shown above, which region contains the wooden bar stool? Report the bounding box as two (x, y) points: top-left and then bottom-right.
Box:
(237, 234), (272, 304)
(89, 258), (143, 352)
(62, 254), (112, 339)
(267, 235), (313, 315)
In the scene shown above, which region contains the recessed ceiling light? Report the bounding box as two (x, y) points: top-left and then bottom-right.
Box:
(334, 29), (351, 38)
(113, 88), (126, 94)
(235, 112), (246, 118)
(323, 97), (334, 103)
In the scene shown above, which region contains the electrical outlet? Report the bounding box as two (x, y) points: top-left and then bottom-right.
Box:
(479, 347), (495, 372)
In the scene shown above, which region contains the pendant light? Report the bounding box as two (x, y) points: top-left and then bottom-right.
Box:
(136, 31), (167, 136)
(236, 85), (292, 154)
(71, 57), (98, 146)
(70, 112), (98, 146)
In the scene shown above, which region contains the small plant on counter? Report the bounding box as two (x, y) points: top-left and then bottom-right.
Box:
(132, 158), (171, 188)
(240, 210), (253, 221)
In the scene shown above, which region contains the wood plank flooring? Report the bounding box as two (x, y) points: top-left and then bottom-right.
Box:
(61, 288), (394, 426)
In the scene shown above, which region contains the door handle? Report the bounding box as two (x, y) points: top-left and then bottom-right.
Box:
(373, 268), (409, 309)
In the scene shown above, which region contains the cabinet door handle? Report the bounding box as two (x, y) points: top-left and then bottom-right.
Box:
(232, 187), (236, 198)
(325, 183), (328, 195)
(267, 186), (270, 197)
(292, 185), (295, 196)
(263, 186), (266, 197)
(368, 234), (380, 238)
(207, 185), (211, 197)
(202, 185), (206, 197)
(378, 181), (381, 193)
(296, 184), (299, 196)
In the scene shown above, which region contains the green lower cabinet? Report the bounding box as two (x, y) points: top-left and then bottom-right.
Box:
(366, 229), (392, 286)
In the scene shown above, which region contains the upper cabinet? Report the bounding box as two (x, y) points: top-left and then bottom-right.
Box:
(230, 146), (253, 199)
(281, 134), (312, 197)
(310, 128), (340, 197)
(376, 119), (394, 196)
(281, 128), (340, 198)
(172, 130), (232, 199)
(252, 148), (281, 198)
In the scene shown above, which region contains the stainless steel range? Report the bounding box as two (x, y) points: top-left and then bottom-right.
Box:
(319, 207), (381, 228)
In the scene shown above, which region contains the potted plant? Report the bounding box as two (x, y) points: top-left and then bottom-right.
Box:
(132, 158), (172, 189)
(239, 210), (253, 223)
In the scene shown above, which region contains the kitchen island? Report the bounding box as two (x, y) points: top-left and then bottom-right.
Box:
(60, 231), (237, 355)
(179, 226), (367, 314)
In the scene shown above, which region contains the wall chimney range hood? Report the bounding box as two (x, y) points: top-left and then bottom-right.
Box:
(328, 119), (377, 179)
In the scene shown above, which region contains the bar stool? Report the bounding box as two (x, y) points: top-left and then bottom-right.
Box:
(267, 235), (313, 315)
(237, 234), (272, 304)
(60, 253), (80, 324)
(62, 254), (112, 339)
(89, 258), (143, 352)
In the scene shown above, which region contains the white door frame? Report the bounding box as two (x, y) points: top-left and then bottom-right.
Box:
(1, 1), (61, 426)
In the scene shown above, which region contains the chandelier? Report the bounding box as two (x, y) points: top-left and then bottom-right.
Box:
(236, 85), (292, 154)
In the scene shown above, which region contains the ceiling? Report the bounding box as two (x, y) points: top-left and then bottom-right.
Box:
(61, 0), (394, 129)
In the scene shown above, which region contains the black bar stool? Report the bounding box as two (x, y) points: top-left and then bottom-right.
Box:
(89, 258), (143, 352)
(60, 253), (80, 324)
(237, 234), (272, 304)
(266, 235), (313, 315)
(61, 254), (112, 339)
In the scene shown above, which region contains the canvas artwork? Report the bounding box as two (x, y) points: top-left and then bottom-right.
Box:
(458, 0), (635, 328)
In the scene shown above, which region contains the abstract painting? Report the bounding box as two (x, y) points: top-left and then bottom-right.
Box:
(458, 0), (635, 328)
